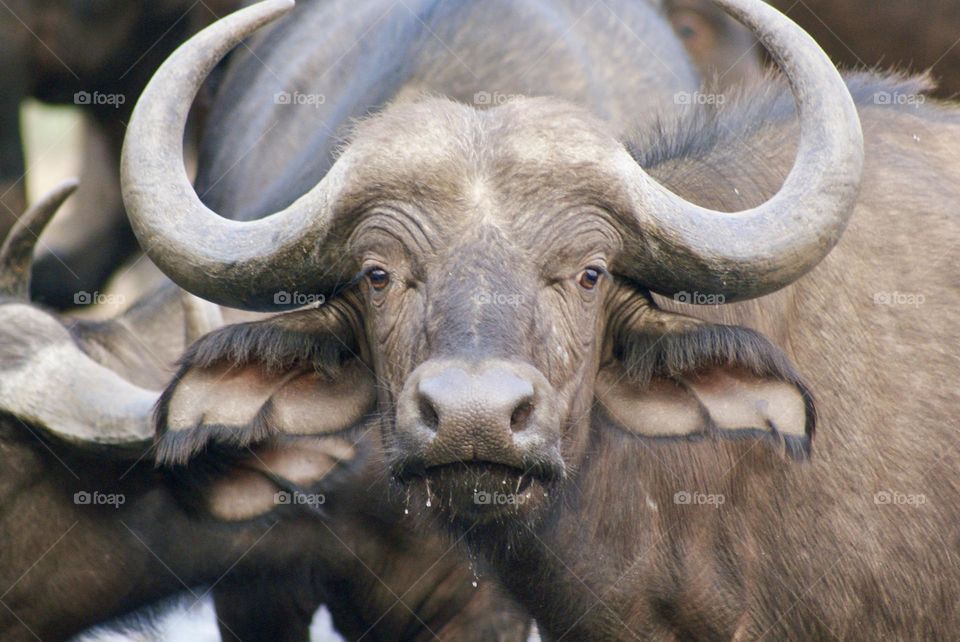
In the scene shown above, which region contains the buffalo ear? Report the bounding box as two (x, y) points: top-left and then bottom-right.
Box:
(596, 308), (814, 460)
(193, 436), (358, 522)
(155, 308), (377, 467)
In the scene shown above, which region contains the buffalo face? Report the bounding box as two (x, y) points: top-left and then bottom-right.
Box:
(339, 100), (631, 521)
(130, 0), (857, 525)
(149, 98), (638, 523)
(142, 97), (824, 527)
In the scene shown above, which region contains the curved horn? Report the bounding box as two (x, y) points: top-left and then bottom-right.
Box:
(122, 0), (356, 311)
(0, 178), (79, 300)
(0, 304), (157, 449)
(619, 0), (864, 301)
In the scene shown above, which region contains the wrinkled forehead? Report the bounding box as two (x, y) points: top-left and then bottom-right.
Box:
(339, 97), (632, 230)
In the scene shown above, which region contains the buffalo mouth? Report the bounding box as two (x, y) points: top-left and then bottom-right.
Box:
(396, 461), (560, 522)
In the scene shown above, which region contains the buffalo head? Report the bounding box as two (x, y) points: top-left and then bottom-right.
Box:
(126, 0), (861, 523)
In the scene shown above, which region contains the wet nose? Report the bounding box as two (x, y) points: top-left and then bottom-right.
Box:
(395, 359), (562, 472)
(417, 366), (535, 435)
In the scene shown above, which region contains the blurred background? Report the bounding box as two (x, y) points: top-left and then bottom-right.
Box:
(20, 101), (79, 202)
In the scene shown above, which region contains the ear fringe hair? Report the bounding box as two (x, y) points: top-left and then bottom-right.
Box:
(617, 324), (804, 389)
(616, 322), (817, 448)
(181, 320), (351, 378)
(154, 319), (359, 465)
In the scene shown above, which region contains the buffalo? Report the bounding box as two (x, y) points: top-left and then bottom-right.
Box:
(0, 184), (529, 641)
(121, 0), (957, 639)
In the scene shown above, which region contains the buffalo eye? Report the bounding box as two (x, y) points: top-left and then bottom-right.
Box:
(367, 268), (390, 290)
(577, 267), (602, 290)
(669, 11), (717, 58)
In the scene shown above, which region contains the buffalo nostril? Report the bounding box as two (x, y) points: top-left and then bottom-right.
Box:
(510, 401), (533, 432)
(419, 396), (440, 432)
